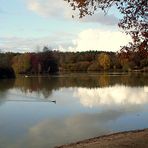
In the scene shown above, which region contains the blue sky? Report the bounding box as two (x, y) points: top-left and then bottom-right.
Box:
(0, 0), (131, 52)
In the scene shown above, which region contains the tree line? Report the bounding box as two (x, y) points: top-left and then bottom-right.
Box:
(0, 46), (148, 77)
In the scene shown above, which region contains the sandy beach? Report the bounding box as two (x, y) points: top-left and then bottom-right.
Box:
(56, 129), (148, 148)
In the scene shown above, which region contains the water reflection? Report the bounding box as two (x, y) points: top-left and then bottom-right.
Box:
(14, 76), (58, 99)
(0, 73), (148, 102)
(18, 110), (128, 148)
(0, 73), (148, 148)
(1, 104), (147, 148)
(74, 86), (148, 107)
(0, 79), (15, 104)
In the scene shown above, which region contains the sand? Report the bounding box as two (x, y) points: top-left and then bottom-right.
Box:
(55, 129), (148, 148)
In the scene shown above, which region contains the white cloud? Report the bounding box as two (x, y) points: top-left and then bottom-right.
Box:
(0, 32), (75, 52)
(0, 29), (132, 52)
(27, 0), (118, 25)
(81, 13), (118, 25)
(75, 29), (130, 51)
(74, 86), (148, 108)
(27, 0), (75, 18)
(0, 36), (50, 52)
(58, 29), (132, 52)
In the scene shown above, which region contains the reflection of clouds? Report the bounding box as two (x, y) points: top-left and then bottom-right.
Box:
(1, 86), (148, 147)
(16, 110), (126, 148)
(13, 104), (143, 148)
(144, 86), (148, 93)
(74, 85), (148, 108)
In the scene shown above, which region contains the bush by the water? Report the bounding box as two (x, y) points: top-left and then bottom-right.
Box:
(0, 67), (15, 79)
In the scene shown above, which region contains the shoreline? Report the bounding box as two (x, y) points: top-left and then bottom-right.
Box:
(56, 128), (148, 148)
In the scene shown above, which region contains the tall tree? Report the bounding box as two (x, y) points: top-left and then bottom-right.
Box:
(98, 53), (110, 70)
(65, 0), (148, 53)
(12, 53), (31, 74)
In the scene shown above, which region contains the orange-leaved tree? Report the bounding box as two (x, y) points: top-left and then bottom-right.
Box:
(65, 0), (147, 56)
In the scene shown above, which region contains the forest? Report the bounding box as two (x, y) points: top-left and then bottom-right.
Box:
(0, 46), (148, 78)
(0, 0), (147, 78)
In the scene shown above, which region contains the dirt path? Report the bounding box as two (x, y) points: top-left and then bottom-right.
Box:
(56, 129), (148, 148)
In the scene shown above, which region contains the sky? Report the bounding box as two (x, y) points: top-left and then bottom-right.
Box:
(0, 0), (132, 52)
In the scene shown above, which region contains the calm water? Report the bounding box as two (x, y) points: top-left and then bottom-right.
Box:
(0, 73), (148, 148)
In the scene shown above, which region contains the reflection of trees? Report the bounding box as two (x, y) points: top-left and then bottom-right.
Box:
(0, 79), (15, 91)
(0, 73), (147, 100)
(58, 73), (148, 88)
(14, 76), (59, 99)
(58, 75), (100, 88)
(119, 73), (148, 87)
(0, 79), (15, 104)
(98, 74), (110, 87)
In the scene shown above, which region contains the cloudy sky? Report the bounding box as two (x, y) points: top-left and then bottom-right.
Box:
(0, 0), (132, 52)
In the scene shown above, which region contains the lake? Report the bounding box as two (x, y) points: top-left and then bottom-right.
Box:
(0, 72), (148, 148)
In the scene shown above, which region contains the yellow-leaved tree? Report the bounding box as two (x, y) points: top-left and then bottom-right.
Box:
(98, 53), (110, 70)
(12, 53), (31, 74)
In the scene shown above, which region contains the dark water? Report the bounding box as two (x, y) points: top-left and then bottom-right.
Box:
(0, 73), (148, 148)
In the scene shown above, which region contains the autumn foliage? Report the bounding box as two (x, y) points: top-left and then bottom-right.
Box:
(0, 47), (148, 77)
(65, 0), (148, 58)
